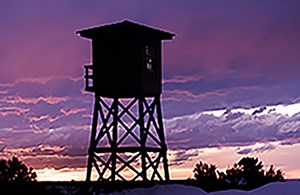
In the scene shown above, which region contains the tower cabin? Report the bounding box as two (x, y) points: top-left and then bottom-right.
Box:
(76, 20), (175, 98)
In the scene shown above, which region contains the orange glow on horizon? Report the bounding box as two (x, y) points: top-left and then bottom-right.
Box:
(35, 142), (300, 181)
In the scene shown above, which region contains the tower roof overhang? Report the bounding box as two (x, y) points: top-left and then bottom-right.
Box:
(76, 20), (175, 40)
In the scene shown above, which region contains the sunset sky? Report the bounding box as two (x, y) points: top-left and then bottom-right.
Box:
(1, 0), (300, 181)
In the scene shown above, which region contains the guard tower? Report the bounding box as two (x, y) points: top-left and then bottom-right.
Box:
(76, 20), (175, 181)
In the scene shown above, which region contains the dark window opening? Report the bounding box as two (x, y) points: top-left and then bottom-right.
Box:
(145, 45), (156, 72)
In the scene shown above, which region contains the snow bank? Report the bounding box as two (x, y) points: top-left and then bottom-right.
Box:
(111, 184), (207, 195)
(110, 181), (300, 195)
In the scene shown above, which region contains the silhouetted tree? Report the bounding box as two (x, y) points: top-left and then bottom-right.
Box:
(193, 161), (218, 182)
(193, 161), (225, 191)
(0, 156), (37, 183)
(222, 163), (244, 188)
(222, 157), (266, 189)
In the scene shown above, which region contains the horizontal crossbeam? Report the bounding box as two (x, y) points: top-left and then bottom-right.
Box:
(94, 147), (164, 153)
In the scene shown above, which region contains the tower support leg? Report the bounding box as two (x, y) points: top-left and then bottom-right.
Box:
(86, 96), (169, 181)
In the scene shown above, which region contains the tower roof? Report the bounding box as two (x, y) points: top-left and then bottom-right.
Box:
(76, 20), (175, 40)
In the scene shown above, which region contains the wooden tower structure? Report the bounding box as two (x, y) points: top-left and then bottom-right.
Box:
(76, 20), (175, 181)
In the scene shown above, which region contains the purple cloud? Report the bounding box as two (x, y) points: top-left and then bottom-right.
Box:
(165, 109), (300, 150)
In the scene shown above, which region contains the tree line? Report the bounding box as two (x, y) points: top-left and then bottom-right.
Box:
(0, 156), (285, 193)
(192, 157), (284, 192)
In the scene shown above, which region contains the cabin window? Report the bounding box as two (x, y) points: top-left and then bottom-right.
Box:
(145, 45), (156, 72)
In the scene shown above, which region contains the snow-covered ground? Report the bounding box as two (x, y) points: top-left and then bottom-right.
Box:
(111, 181), (300, 195)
